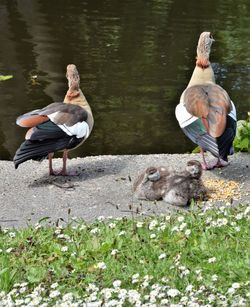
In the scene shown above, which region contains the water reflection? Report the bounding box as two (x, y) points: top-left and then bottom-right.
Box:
(0, 0), (249, 161)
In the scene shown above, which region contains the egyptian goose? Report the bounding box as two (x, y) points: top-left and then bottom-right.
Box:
(175, 32), (237, 170)
(133, 166), (171, 201)
(162, 160), (206, 206)
(133, 161), (206, 205)
(13, 64), (94, 176)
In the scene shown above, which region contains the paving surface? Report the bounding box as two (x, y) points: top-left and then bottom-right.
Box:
(0, 153), (249, 228)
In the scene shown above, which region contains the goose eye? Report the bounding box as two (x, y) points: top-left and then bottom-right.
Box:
(209, 33), (213, 39)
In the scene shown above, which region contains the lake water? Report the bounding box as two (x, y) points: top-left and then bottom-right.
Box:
(0, 0), (249, 161)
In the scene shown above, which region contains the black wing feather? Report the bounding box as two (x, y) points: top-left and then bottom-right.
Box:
(29, 121), (67, 141)
(13, 135), (83, 169)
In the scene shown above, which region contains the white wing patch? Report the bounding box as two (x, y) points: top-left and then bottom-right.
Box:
(57, 121), (90, 139)
(48, 112), (89, 139)
(175, 93), (198, 128)
(229, 100), (237, 121)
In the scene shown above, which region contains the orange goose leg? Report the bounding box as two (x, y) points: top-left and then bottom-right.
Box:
(49, 151), (67, 176)
(48, 153), (55, 175)
(49, 150), (77, 176)
(200, 148), (209, 170)
(61, 150), (68, 176)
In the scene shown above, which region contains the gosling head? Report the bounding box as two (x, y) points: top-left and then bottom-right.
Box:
(186, 160), (202, 178)
(146, 167), (161, 182)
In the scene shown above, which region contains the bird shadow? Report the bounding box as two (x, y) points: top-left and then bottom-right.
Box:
(209, 160), (249, 182)
(28, 157), (128, 188)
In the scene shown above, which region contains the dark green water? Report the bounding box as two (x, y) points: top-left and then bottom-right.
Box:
(0, 0), (249, 160)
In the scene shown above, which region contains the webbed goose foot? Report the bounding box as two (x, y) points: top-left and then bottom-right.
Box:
(200, 148), (229, 170)
(201, 158), (229, 170)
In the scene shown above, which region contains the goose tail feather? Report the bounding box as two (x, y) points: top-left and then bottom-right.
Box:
(13, 137), (76, 169)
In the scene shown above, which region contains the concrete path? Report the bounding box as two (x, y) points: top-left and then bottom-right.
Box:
(0, 153), (249, 228)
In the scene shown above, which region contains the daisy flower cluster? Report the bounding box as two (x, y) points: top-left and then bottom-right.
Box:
(0, 277), (249, 306)
(0, 203), (249, 306)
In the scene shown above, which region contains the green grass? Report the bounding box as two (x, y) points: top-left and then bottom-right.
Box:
(0, 203), (249, 306)
(233, 113), (250, 153)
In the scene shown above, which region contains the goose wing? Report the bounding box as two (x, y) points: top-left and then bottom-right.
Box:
(183, 84), (232, 137)
(16, 102), (89, 139)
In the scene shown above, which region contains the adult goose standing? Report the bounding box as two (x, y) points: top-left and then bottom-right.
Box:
(13, 64), (94, 175)
(175, 32), (237, 170)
